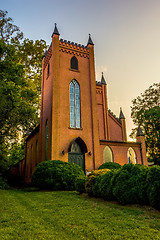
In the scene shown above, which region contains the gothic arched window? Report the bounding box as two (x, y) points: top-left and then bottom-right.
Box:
(70, 80), (81, 128)
(103, 146), (113, 163)
(71, 56), (78, 70)
(127, 147), (137, 164)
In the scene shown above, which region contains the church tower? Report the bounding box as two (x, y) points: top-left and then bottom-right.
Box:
(40, 24), (101, 172)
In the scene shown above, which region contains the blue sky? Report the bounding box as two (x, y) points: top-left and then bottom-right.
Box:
(1, 0), (160, 138)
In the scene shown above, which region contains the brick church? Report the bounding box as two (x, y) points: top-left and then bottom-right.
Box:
(24, 24), (147, 182)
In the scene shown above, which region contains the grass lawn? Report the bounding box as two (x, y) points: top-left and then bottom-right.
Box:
(0, 189), (160, 239)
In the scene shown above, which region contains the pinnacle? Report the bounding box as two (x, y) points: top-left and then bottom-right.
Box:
(52, 23), (60, 36)
(101, 72), (106, 85)
(87, 34), (94, 45)
(119, 108), (125, 119)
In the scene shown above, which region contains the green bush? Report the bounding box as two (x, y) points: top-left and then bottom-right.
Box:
(99, 170), (117, 201)
(147, 165), (160, 209)
(85, 169), (110, 196)
(112, 164), (149, 205)
(92, 174), (103, 197)
(98, 162), (121, 170)
(31, 160), (85, 190)
(75, 176), (86, 193)
(0, 175), (9, 189)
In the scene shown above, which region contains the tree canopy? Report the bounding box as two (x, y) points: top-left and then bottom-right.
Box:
(0, 10), (47, 171)
(130, 83), (160, 164)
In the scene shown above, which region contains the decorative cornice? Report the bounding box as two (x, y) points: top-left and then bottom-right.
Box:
(59, 39), (89, 58)
(108, 109), (122, 124)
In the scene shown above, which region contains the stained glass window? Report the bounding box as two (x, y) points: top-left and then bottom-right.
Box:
(70, 80), (81, 128)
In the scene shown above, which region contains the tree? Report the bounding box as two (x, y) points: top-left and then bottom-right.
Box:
(130, 83), (160, 164)
(0, 39), (38, 170)
(0, 10), (47, 171)
(0, 10), (23, 43)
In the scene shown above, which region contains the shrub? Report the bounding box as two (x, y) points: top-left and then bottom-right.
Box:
(99, 170), (117, 201)
(147, 165), (160, 209)
(0, 175), (9, 189)
(113, 164), (149, 205)
(98, 162), (121, 170)
(85, 169), (110, 196)
(31, 160), (85, 190)
(75, 176), (86, 193)
(92, 174), (104, 197)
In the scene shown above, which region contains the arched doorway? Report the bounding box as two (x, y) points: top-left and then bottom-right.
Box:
(127, 147), (137, 164)
(103, 146), (113, 163)
(68, 137), (87, 172)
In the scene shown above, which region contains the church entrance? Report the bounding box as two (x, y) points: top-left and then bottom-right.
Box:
(68, 138), (87, 172)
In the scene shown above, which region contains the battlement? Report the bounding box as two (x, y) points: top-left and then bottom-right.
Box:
(59, 38), (89, 58)
(60, 38), (87, 49)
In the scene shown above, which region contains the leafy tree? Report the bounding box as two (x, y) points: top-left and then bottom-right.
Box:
(0, 39), (38, 169)
(0, 10), (23, 43)
(130, 83), (160, 164)
(0, 10), (47, 171)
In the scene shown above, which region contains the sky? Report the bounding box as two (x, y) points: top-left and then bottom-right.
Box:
(1, 0), (160, 139)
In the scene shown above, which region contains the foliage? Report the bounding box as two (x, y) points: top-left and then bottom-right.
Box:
(0, 10), (23, 43)
(99, 170), (117, 201)
(0, 39), (38, 163)
(74, 176), (86, 193)
(0, 174), (9, 189)
(8, 142), (25, 166)
(147, 165), (160, 209)
(85, 169), (110, 196)
(1, 190), (160, 239)
(31, 160), (85, 190)
(98, 162), (121, 170)
(130, 83), (160, 164)
(112, 164), (149, 205)
(0, 10), (47, 170)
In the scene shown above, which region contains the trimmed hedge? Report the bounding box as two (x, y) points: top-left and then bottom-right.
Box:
(75, 176), (86, 193)
(84, 163), (160, 210)
(112, 164), (149, 205)
(147, 165), (160, 209)
(99, 170), (117, 201)
(98, 162), (121, 170)
(31, 160), (85, 190)
(85, 169), (110, 196)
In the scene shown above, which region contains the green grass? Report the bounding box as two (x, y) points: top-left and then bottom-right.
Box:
(0, 190), (160, 239)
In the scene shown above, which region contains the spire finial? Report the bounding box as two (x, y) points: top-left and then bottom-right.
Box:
(101, 72), (106, 85)
(119, 107), (125, 119)
(87, 33), (94, 45)
(52, 23), (60, 36)
(137, 126), (144, 136)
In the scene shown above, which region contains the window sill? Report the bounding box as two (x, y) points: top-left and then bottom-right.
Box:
(68, 127), (83, 130)
(69, 68), (80, 73)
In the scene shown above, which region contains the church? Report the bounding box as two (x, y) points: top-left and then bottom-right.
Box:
(24, 24), (147, 182)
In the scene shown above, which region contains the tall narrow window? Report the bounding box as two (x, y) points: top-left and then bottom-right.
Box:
(35, 140), (39, 166)
(30, 144), (33, 176)
(47, 63), (50, 77)
(70, 80), (81, 128)
(71, 56), (78, 70)
(45, 120), (49, 160)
